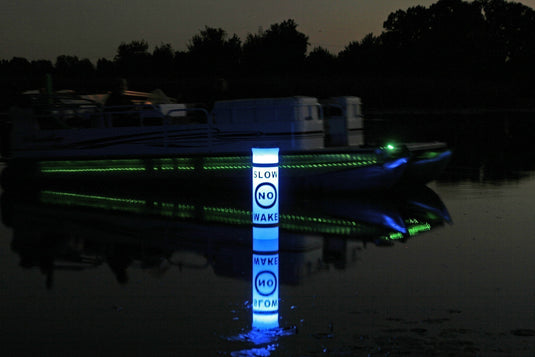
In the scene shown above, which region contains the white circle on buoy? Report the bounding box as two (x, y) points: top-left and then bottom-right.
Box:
(255, 270), (277, 296)
(254, 182), (277, 209)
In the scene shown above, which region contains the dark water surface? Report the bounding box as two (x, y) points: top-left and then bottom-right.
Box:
(1, 114), (535, 356)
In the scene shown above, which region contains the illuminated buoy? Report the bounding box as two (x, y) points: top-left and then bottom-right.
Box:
(252, 148), (279, 330)
(252, 148), (279, 226)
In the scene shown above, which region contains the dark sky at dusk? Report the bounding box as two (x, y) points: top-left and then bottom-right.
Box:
(2, 0), (535, 63)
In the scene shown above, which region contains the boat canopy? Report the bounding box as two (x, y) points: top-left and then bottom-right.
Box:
(213, 96), (322, 124)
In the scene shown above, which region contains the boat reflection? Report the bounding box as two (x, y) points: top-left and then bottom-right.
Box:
(1, 185), (451, 289)
(1, 184), (451, 354)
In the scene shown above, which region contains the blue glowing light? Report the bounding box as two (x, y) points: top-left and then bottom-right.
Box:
(383, 157), (408, 169)
(252, 227), (279, 252)
(382, 214), (408, 234)
(252, 148), (280, 331)
(252, 148), (279, 226)
(252, 148), (280, 165)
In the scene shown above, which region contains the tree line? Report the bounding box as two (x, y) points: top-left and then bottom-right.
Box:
(0, 19), (310, 80)
(2, 0), (535, 109)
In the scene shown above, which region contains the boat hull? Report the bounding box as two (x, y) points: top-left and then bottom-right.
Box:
(1, 148), (409, 193)
(401, 144), (452, 184)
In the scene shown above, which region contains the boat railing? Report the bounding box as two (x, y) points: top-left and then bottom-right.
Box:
(100, 104), (164, 128)
(165, 107), (211, 125)
(24, 100), (214, 135)
(96, 105), (215, 147)
(30, 96), (103, 129)
(165, 107), (213, 148)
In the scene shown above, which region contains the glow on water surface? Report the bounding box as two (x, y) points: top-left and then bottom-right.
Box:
(2, 165), (535, 355)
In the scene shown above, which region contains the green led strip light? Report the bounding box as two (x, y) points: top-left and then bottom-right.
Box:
(407, 219), (431, 236)
(203, 207), (377, 236)
(280, 213), (378, 236)
(41, 158), (196, 174)
(40, 190), (436, 241)
(383, 218), (431, 241)
(39, 152), (381, 175)
(151, 158), (195, 171)
(151, 200), (196, 219)
(386, 232), (404, 240)
(281, 153), (378, 169)
(41, 190), (146, 213)
(41, 159), (147, 174)
(203, 153), (379, 171)
(203, 156), (251, 170)
(283, 152), (377, 163)
(39, 190), (390, 237)
(203, 206), (252, 225)
(41, 190), (196, 217)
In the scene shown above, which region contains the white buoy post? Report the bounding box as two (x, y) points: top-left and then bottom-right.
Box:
(251, 148), (280, 330)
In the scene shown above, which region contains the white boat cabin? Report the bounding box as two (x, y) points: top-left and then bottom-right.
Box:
(6, 93), (365, 159)
(322, 96), (364, 147)
(212, 96), (325, 151)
